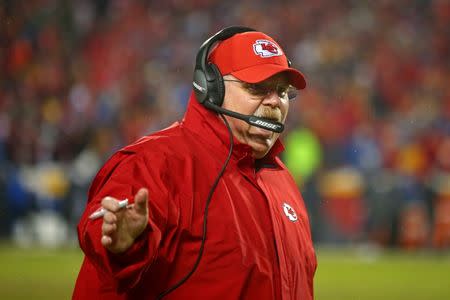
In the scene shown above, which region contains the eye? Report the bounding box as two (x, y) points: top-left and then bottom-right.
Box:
(276, 85), (298, 100)
(277, 86), (289, 98)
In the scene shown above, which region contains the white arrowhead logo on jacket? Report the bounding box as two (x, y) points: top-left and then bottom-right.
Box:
(282, 202), (298, 222)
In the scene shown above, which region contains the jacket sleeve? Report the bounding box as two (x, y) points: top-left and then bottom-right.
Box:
(77, 151), (170, 293)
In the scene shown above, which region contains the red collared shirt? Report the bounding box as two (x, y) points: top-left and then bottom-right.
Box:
(73, 94), (316, 300)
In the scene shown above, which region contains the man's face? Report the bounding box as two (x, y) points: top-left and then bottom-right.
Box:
(222, 73), (293, 159)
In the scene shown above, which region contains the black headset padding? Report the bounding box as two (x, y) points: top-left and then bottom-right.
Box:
(208, 63), (225, 106)
(193, 26), (256, 106)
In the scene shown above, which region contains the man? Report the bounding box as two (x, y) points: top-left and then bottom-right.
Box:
(73, 26), (316, 300)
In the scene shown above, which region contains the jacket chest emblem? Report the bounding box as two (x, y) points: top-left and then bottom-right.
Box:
(282, 202), (298, 222)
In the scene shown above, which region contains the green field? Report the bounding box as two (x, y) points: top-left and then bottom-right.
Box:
(0, 244), (449, 299)
(315, 248), (450, 299)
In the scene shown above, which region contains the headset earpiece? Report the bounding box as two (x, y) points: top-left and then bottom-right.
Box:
(207, 63), (225, 106)
(192, 61), (224, 106)
(193, 68), (208, 104)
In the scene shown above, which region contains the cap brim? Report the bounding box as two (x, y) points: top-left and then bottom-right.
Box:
(231, 64), (306, 90)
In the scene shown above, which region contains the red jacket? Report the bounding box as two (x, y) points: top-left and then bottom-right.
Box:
(73, 94), (316, 300)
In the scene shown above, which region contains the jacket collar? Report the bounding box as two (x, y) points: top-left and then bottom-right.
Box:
(181, 91), (284, 167)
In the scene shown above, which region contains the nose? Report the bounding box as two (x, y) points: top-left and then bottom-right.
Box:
(261, 91), (282, 108)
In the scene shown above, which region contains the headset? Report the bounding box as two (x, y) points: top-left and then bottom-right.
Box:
(158, 26), (289, 299)
(192, 25), (291, 134)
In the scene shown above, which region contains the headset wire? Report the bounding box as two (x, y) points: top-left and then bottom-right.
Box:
(157, 114), (234, 299)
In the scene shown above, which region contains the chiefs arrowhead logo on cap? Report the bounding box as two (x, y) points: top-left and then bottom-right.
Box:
(253, 40), (283, 58)
(282, 202), (298, 222)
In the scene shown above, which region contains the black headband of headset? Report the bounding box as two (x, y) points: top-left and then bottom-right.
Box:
(194, 26), (256, 81)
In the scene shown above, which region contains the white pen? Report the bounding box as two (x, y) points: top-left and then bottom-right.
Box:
(88, 199), (129, 220)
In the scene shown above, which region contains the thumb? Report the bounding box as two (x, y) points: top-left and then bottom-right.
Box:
(133, 188), (149, 216)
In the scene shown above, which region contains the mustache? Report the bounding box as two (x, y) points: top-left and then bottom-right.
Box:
(253, 107), (282, 122)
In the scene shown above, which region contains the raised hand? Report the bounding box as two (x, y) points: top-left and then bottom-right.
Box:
(100, 188), (149, 253)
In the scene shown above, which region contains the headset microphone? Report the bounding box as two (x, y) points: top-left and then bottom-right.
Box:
(202, 96), (284, 133)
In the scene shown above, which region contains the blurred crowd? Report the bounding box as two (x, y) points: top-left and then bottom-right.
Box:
(1, 0), (449, 249)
